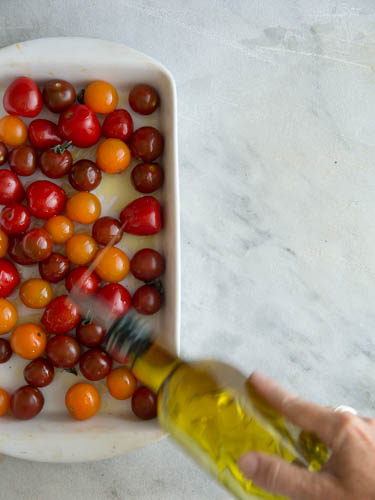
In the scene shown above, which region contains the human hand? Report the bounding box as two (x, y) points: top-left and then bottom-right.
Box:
(238, 372), (375, 500)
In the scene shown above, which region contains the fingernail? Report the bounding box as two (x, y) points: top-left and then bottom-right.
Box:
(238, 453), (259, 478)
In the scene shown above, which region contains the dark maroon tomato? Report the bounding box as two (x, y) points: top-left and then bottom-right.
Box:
(46, 335), (80, 368)
(3, 77), (42, 118)
(80, 348), (112, 381)
(76, 322), (106, 348)
(28, 119), (62, 149)
(130, 248), (165, 281)
(39, 148), (72, 179)
(0, 338), (12, 363)
(58, 104), (101, 148)
(68, 159), (102, 191)
(21, 228), (52, 263)
(0, 258), (20, 297)
(8, 145), (37, 176)
(0, 169), (25, 204)
(131, 386), (157, 420)
(92, 217), (123, 246)
(10, 385), (44, 420)
(96, 283), (132, 319)
(24, 357), (54, 387)
(102, 109), (133, 142)
(26, 180), (66, 219)
(131, 162), (164, 193)
(41, 295), (81, 334)
(0, 142), (8, 165)
(130, 127), (164, 162)
(129, 84), (159, 115)
(133, 285), (162, 315)
(65, 266), (100, 297)
(39, 252), (70, 282)
(43, 79), (76, 113)
(8, 237), (34, 265)
(0, 203), (31, 235)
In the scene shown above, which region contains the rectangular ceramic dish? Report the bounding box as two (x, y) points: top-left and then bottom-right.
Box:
(0, 37), (180, 462)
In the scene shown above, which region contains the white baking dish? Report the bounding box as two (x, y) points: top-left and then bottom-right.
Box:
(0, 37), (180, 462)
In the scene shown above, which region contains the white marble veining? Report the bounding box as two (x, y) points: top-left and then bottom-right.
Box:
(1, 0), (375, 498)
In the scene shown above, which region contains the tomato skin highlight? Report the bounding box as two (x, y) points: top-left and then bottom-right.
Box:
(3, 77), (42, 118)
(58, 104), (101, 148)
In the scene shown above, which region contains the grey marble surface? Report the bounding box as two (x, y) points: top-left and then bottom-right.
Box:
(1, 0), (375, 498)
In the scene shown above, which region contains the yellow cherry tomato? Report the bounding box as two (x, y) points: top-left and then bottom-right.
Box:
(84, 81), (118, 114)
(65, 233), (98, 265)
(10, 322), (47, 360)
(20, 279), (53, 309)
(66, 192), (101, 224)
(0, 115), (27, 147)
(94, 246), (130, 282)
(65, 382), (100, 420)
(0, 388), (10, 416)
(44, 215), (74, 244)
(106, 367), (137, 400)
(0, 228), (8, 257)
(0, 298), (18, 335)
(96, 138), (131, 174)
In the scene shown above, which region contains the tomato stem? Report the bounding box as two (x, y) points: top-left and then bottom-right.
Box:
(53, 141), (72, 154)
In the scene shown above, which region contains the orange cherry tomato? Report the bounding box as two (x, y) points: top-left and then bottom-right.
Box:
(65, 382), (100, 420)
(0, 388), (10, 416)
(19, 279), (53, 309)
(0, 298), (18, 335)
(84, 81), (118, 114)
(66, 192), (101, 224)
(44, 215), (74, 244)
(0, 228), (8, 257)
(96, 138), (131, 174)
(94, 246), (130, 282)
(10, 322), (47, 360)
(106, 367), (137, 400)
(65, 233), (98, 265)
(0, 115), (27, 147)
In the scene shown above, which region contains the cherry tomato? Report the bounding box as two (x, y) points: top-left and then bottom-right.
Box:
(66, 192), (101, 224)
(41, 295), (81, 335)
(0, 116), (27, 147)
(0, 258), (20, 297)
(43, 79), (76, 113)
(0, 298), (17, 335)
(43, 215), (73, 244)
(46, 334), (80, 368)
(39, 252), (70, 282)
(0, 169), (25, 204)
(129, 84), (159, 115)
(8, 237), (33, 265)
(3, 77), (42, 117)
(120, 196), (162, 235)
(68, 159), (101, 191)
(84, 81), (118, 114)
(39, 148), (72, 178)
(102, 109), (133, 142)
(28, 119), (62, 149)
(133, 285), (162, 315)
(11, 385), (44, 420)
(26, 180), (66, 219)
(65, 382), (100, 420)
(0, 142), (8, 165)
(0, 338), (12, 363)
(107, 367), (137, 400)
(8, 145), (37, 176)
(96, 138), (131, 174)
(0, 229), (8, 258)
(10, 323), (47, 360)
(24, 357), (54, 387)
(0, 388), (10, 416)
(130, 248), (165, 281)
(96, 283), (131, 319)
(65, 234), (97, 265)
(76, 322), (106, 348)
(80, 348), (112, 381)
(93, 247), (130, 282)
(130, 127), (164, 162)
(0, 203), (31, 235)
(21, 228), (52, 262)
(92, 216), (123, 246)
(131, 162), (164, 193)
(131, 386), (157, 420)
(58, 104), (101, 148)
(65, 266), (100, 297)
(20, 278), (53, 309)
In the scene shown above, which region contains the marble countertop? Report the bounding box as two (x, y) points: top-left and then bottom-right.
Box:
(1, 0), (375, 498)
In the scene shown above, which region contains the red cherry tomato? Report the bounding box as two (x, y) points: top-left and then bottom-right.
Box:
(7, 237), (34, 265)
(10, 385), (44, 420)
(39, 148), (72, 179)
(41, 295), (81, 334)
(130, 248), (165, 281)
(26, 180), (66, 219)
(80, 348), (112, 381)
(39, 252), (70, 282)
(120, 196), (162, 236)
(0, 258), (20, 297)
(102, 109), (133, 142)
(96, 283), (131, 319)
(3, 77), (42, 118)
(0, 169), (25, 204)
(8, 145), (37, 176)
(58, 104), (101, 148)
(131, 386), (157, 420)
(76, 322), (106, 348)
(65, 266), (100, 297)
(28, 119), (62, 149)
(46, 334), (80, 368)
(133, 285), (162, 315)
(24, 357), (54, 387)
(131, 162), (164, 193)
(21, 228), (53, 262)
(130, 127), (164, 162)
(0, 203), (30, 235)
